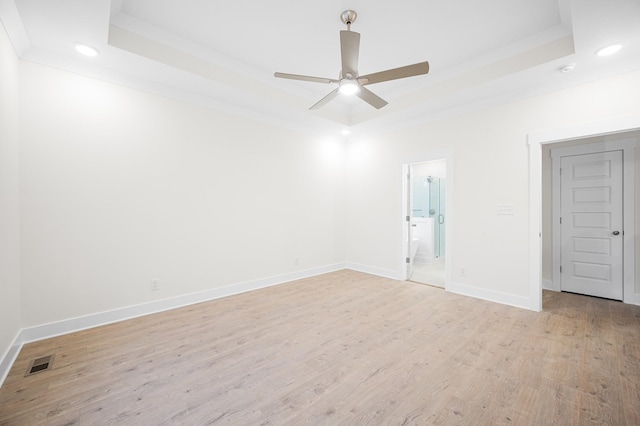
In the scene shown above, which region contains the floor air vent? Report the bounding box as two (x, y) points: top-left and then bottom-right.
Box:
(25, 354), (55, 376)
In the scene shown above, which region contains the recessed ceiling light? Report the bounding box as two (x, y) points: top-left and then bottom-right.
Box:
(595, 44), (622, 57)
(558, 64), (575, 73)
(341, 129), (351, 136)
(74, 43), (99, 57)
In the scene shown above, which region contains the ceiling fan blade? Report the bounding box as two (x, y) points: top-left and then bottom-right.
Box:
(274, 72), (338, 84)
(356, 86), (388, 109)
(310, 88), (340, 110)
(340, 30), (360, 76)
(358, 61), (430, 86)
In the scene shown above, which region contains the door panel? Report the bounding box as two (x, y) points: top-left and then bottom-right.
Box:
(572, 237), (610, 255)
(572, 212), (611, 228)
(560, 151), (623, 300)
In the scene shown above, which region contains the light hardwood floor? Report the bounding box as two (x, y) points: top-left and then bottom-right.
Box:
(1, 270), (639, 425)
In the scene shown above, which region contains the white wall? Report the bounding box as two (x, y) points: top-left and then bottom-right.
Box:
(345, 68), (640, 307)
(4, 22), (640, 350)
(0, 23), (21, 365)
(18, 60), (346, 327)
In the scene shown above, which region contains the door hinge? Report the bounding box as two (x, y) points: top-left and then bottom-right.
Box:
(406, 215), (410, 222)
(406, 257), (410, 264)
(559, 167), (562, 175)
(559, 217), (562, 224)
(560, 266), (563, 273)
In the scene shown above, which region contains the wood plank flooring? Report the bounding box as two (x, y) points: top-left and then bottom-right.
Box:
(1, 270), (639, 425)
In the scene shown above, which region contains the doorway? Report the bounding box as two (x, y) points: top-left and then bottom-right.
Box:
(552, 146), (624, 300)
(529, 119), (640, 312)
(541, 134), (638, 306)
(406, 159), (446, 287)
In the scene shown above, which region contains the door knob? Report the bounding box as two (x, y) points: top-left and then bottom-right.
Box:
(612, 231), (620, 235)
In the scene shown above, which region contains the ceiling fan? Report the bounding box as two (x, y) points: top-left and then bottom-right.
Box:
(275, 10), (429, 110)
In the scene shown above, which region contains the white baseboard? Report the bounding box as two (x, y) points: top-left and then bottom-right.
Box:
(542, 279), (555, 291)
(344, 263), (537, 311)
(0, 332), (23, 389)
(623, 292), (640, 306)
(345, 262), (403, 280)
(19, 263), (347, 344)
(0, 263), (550, 388)
(448, 280), (534, 311)
(0, 263), (346, 388)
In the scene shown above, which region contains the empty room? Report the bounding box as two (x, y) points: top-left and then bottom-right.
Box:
(1, 0), (640, 424)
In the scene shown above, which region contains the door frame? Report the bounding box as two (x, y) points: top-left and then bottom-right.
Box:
(528, 115), (640, 311)
(550, 141), (634, 300)
(401, 149), (454, 290)
(404, 164), (414, 279)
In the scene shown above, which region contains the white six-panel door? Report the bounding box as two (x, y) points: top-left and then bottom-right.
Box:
(560, 151), (624, 300)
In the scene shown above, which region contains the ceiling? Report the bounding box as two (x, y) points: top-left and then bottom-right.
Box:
(2, 0), (640, 134)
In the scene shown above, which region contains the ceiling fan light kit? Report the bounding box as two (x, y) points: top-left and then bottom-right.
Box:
(339, 78), (359, 95)
(275, 10), (429, 110)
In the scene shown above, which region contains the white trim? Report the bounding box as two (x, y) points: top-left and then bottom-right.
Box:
(542, 279), (554, 291)
(0, 331), (23, 388)
(528, 115), (640, 311)
(448, 281), (532, 311)
(345, 262), (403, 281)
(550, 148), (562, 292)
(402, 163), (411, 279)
(622, 144), (638, 304)
(550, 139), (636, 303)
(444, 156), (454, 290)
(18, 263), (346, 344)
(0, 263), (347, 387)
(529, 115), (640, 145)
(529, 136), (543, 311)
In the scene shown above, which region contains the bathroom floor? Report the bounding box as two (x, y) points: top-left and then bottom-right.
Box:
(410, 260), (445, 287)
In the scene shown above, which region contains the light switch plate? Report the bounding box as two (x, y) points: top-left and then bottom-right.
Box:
(497, 204), (515, 215)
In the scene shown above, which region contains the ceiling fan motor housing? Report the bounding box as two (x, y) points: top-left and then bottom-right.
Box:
(340, 10), (357, 26)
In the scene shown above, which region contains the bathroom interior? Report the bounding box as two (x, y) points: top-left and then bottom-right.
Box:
(409, 159), (446, 287)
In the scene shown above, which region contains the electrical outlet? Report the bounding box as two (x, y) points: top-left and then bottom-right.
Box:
(151, 279), (160, 291)
(294, 257), (300, 266)
(459, 267), (466, 277)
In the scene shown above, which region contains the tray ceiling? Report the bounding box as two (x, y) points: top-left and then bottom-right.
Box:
(3, 0), (640, 133)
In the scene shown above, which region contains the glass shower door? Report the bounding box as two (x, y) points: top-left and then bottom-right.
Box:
(428, 177), (446, 259)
